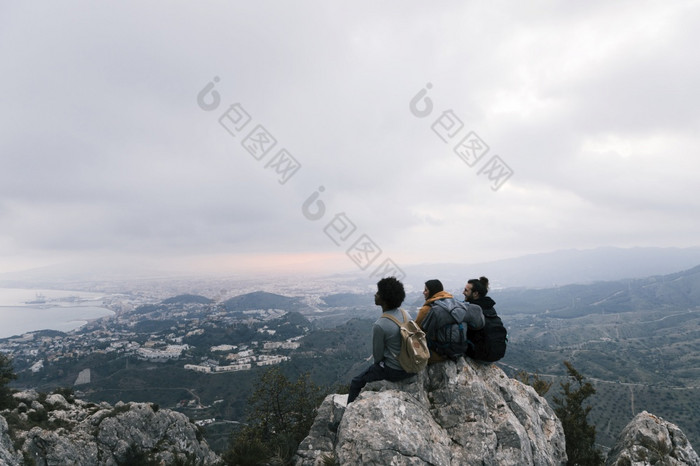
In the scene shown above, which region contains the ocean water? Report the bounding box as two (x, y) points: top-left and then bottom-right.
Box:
(0, 288), (114, 339)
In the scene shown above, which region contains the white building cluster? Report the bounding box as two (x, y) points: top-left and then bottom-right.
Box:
(184, 337), (298, 374)
(137, 344), (189, 360)
(263, 341), (301, 350)
(184, 353), (289, 374)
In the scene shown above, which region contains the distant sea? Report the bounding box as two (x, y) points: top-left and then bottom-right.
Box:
(0, 288), (114, 339)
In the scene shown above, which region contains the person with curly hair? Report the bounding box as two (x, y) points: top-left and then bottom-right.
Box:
(346, 276), (415, 404)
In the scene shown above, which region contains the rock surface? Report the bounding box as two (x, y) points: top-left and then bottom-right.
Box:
(1, 415), (21, 466)
(606, 410), (700, 466)
(1, 393), (222, 465)
(295, 358), (568, 465)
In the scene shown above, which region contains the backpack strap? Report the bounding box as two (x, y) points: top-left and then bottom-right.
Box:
(382, 309), (408, 327)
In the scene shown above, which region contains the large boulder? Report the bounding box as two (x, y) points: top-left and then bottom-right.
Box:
(295, 358), (567, 465)
(2, 395), (223, 465)
(606, 411), (700, 466)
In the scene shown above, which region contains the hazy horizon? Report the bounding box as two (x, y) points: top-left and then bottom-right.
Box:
(3, 245), (700, 295)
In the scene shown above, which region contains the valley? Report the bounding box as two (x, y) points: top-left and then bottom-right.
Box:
(2, 264), (700, 453)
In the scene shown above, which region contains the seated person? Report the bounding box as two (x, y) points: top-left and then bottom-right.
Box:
(417, 279), (484, 362)
(347, 277), (415, 404)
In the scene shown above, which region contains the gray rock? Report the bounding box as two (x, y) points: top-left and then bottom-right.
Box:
(94, 402), (221, 465)
(295, 358), (567, 465)
(13, 389), (39, 404)
(2, 392), (223, 465)
(606, 411), (700, 466)
(295, 394), (348, 464)
(44, 393), (70, 410)
(0, 416), (22, 466)
(24, 426), (100, 465)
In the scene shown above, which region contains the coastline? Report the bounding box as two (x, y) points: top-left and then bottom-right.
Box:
(0, 288), (115, 339)
(0, 305), (115, 339)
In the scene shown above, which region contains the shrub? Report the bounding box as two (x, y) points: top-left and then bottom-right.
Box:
(515, 370), (553, 396)
(117, 444), (160, 466)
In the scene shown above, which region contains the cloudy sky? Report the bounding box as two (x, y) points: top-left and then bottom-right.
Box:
(2, 1), (699, 279)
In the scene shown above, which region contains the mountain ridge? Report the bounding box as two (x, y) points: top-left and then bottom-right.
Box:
(400, 246), (700, 289)
(221, 290), (305, 312)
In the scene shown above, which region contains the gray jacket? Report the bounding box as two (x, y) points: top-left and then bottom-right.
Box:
(372, 308), (406, 371)
(421, 298), (485, 343)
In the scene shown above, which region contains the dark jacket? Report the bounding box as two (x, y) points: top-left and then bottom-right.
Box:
(469, 296), (496, 314)
(466, 296), (508, 362)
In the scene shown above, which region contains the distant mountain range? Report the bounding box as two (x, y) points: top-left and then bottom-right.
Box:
(219, 262), (700, 319)
(496, 264), (700, 318)
(398, 246), (700, 289)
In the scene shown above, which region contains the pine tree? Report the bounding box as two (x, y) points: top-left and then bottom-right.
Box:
(552, 361), (603, 466)
(224, 367), (324, 465)
(0, 353), (17, 410)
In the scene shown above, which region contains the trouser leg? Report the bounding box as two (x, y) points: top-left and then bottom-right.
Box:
(384, 366), (415, 382)
(347, 363), (386, 404)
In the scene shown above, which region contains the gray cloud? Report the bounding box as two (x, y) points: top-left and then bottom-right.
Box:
(1, 1), (699, 276)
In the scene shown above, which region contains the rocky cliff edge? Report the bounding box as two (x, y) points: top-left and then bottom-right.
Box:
(1, 390), (222, 465)
(295, 358), (568, 465)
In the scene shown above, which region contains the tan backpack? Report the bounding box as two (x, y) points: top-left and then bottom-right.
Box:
(382, 309), (430, 373)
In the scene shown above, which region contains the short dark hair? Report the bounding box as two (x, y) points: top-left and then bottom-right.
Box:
(468, 276), (489, 297)
(376, 277), (406, 309)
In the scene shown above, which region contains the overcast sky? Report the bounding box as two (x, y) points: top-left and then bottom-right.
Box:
(2, 1), (699, 280)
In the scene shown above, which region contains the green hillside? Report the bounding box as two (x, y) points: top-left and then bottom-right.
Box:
(222, 291), (305, 312)
(497, 264), (700, 450)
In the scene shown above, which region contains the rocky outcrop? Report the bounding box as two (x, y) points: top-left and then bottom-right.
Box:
(295, 358), (567, 465)
(1, 415), (21, 466)
(606, 411), (700, 466)
(1, 391), (222, 465)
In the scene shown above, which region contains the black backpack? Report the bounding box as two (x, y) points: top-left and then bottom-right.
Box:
(466, 307), (508, 362)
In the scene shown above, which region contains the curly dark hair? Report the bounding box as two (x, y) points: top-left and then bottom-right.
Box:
(376, 276), (406, 309)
